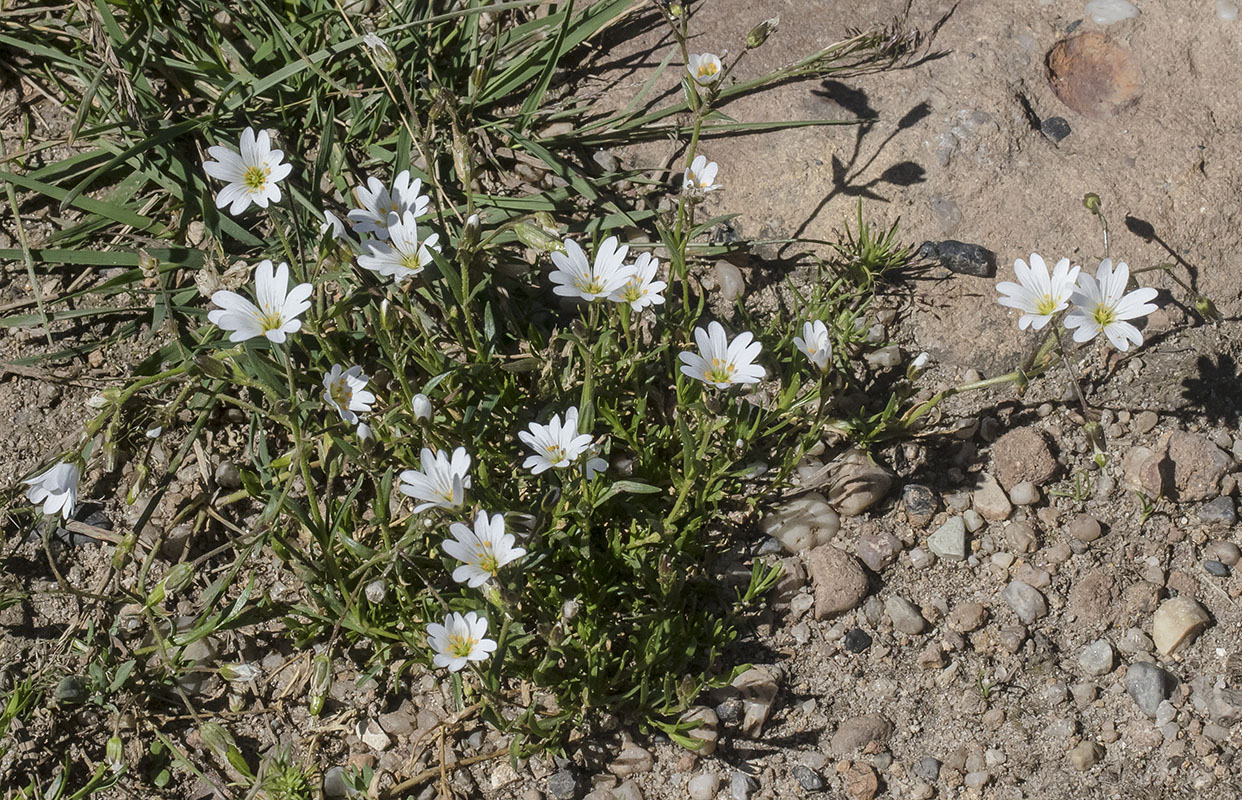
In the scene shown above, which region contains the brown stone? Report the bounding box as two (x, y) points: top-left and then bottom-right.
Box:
(991, 428), (1059, 491)
(804, 546), (869, 620)
(1046, 32), (1141, 119)
(843, 762), (879, 800)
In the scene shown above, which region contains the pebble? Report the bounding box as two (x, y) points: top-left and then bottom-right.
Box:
(1206, 541), (1241, 565)
(1079, 638), (1116, 675)
(1126, 662), (1173, 718)
(1005, 522), (1039, 553)
(1008, 481), (1040, 506)
(1041, 116), (1071, 143)
(885, 596), (927, 635)
(681, 707), (719, 756)
(614, 781), (643, 800)
(791, 764), (824, 792)
(733, 667), (780, 738)
(357, 719), (392, 752)
(903, 484), (939, 527)
(547, 770), (579, 800)
(730, 770), (756, 800)
(856, 531), (902, 571)
(1086, 0), (1140, 24)
(688, 772), (720, 800)
(1205, 560), (1230, 577)
(843, 763), (879, 800)
(1068, 741), (1104, 770)
(1198, 496), (1237, 525)
(914, 757), (941, 783)
(843, 628), (873, 653)
(714, 262), (745, 302)
(322, 766), (348, 799)
(1002, 580), (1048, 623)
(1152, 597), (1210, 655)
(1118, 627), (1154, 654)
(1068, 514), (1103, 543)
(961, 510), (983, 534)
(972, 472), (1012, 521)
(918, 240), (997, 277)
(824, 449), (894, 516)
(1165, 431), (1233, 502)
(608, 743), (654, 777)
(1221, 0), (1240, 21)
(909, 547), (935, 569)
(928, 517), (967, 561)
(804, 546), (869, 619)
(214, 460), (242, 489)
(761, 492), (841, 553)
(948, 602), (987, 633)
(830, 714), (893, 755)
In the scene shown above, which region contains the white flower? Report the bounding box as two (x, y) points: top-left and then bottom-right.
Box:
(322, 364), (375, 425)
(995, 253), (1081, 331)
(207, 260), (313, 344)
(793, 320), (832, 371)
(687, 53), (723, 85)
(427, 611), (496, 672)
(25, 462), (80, 520)
(398, 447), (472, 512)
(679, 321), (766, 389)
(145, 426), (163, 439)
(519, 407), (594, 475)
(682, 155), (721, 193)
(442, 510), (526, 588)
(911, 352), (929, 371)
(412, 393), (433, 421)
(348, 170), (431, 239)
(356, 211), (442, 282)
(1064, 259), (1159, 351)
(549, 237), (637, 302)
(357, 422), (372, 441)
(202, 127), (293, 215)
(320, 210), (347, 241)
(609, 253), (667, 311)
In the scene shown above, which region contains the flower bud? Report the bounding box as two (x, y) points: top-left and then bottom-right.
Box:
(1082, 193), (1101, 214)
(746, 17), (778, 49)
(137, 249), (160, 280)
(357, 422), (372, 442)
(194, 354), (231, 379)
(106, 735), (124, 772)
(513, 222), (560, 253)
(411, 393), (433, 421)
(219, 662), (260, 682)
(199, 722), (235, 760)
(906, 351), (930, 381)
(363, 33), (398, 72)
(364, 579), (387, 604)
(1194, 294), (1221, 322)
(561, 598), (580, 622)
(308, 653), (331, 717)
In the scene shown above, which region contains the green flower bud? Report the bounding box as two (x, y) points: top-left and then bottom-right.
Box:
(1082, 193), (1101, 214)
(513, 222), (560, 253)
(308, 653), (331, 717)
(137, 249), (160, 280)
(1194, 294), (1221, 322)
(106, 735), (125, 772)
(746, 17), (778, 49)
(363, 33), (398, 73)
(199, 722), (235, 760)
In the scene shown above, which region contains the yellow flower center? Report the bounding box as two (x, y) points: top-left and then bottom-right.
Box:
(447, 633), (478, 658)
(544, 444), (567, 463)
(258, 310), (284, 333)
(705, 357), (736, 384)
(329, 379), (352, 409)
(576, 276), (605, 295)
(1035, 293), (1058, 316)
(400, 253), (424, 272)
(475, 547), (499, 575)
(698, 63), (718, 78)
(242, 165), (269, 191)
(1091, 303), (1117, 328)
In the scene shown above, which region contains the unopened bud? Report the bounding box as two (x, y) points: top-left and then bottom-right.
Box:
(219, 662), (260, 682)
(746, 17), (778, 49)
(357, 422), (372, 442)
(137, 249), (159, 280)
(1082, 193), (1101, 214)
(309, 653), (331, 717)
(199, 722), (235, 760)
(561, 598), (580, 623)
(460, 213), (481, 251)
(106, 735), (124, 772)
(906, 351), (930, 381)
(1194, 294), (1221, 322)
(513, 222), (560, 253)
(363, 33), (398, 72)
(669, 2), (684, 18)
(364, 579), (387, 604)
(411, 393), (433, 421)
(194, 355), (230, 379)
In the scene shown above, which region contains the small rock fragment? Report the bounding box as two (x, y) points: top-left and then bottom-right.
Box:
(688, 772), (721, 800)
(730, 770), (756, 800)
(1008, 481), (1040, 505)
(948, 602), (987, 633)
(1207, 541), (1241, 566)
(972, 472), (1012, 520)
(608, 742), (654, 777)
(804, 546), (869, 619)
(732, 667), (779, 738)
(902, 484), (939, 527)
(830, 714), (893, 755)
(791, 764), (824, 792)
(843, 628), (872, 653)
(1041, 116), (1072, 143)
(856, 531), (902, 572)
(1205, 560), (1230, 577)
(1067, 741), (1104, 770)
(761, 492), (840, 553)
(886, 595), (927, 635)
(1002, 580), (1048, 623)
(1152, 597), (1210, 655)
(928, 517), (967, 561)
(547, 769), (580, 800)
(1198, 496), (1237, 526)
(681, 707), (719, 756)
(1126, 662), (1173, 718)
(1085, 0), (1140, 25)
(991, 428), (1058, 490)
(823, 449), (894, 516)
(1069, 514), (1103, 542)
(918, 240), (997, 277)
(1079, 638), (1116, 676)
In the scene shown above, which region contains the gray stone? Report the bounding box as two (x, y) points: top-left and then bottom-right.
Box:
(1041, 116), (1071, 143)
(1199, 497), (1237, 526)
(214, 460), (242, 489)
(1002, 580), (1047, 623)
(918, 240), (997, 277)
(1086, 0), (1140, 25)
(1152, 597), (1210, 655)
(948, 602), (987, 633)
(804, 546), (869, 620)
(1118, 627), (1154, 654)
(322, 766), (348, 799)
(680, 706), (718, 756)
(714, 261), (745, 303)
(730, 770), (756, 800)
(1005, 521), (1038, 553)
(914, 757), (941, 783)
(823, 449), (893, 517)
(1126, 662), (1173, 718)
(761, 493), (840, 554)
(928, 517), (967, 562)
(1079, 638), (1116, 676)
(613, 780), (643, 800)
(1134, 410), (1159, 434)
(962, 509), (984, 532)
(1205, 560), (1230, 577)
(688, 772), (721, 800)
(547, 770), (580, 800)
(972, 472), (1012, 521)
(1068, 514), (1103, 543)
(885, 596), (927, 635)
(607, 743), (653, 777)
(791, 764), (824, 792)
(1008, 481), (1040, 505)
(830, 714), (893, 755)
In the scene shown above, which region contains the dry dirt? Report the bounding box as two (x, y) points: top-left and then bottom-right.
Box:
(4, 1), (1242, 799)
